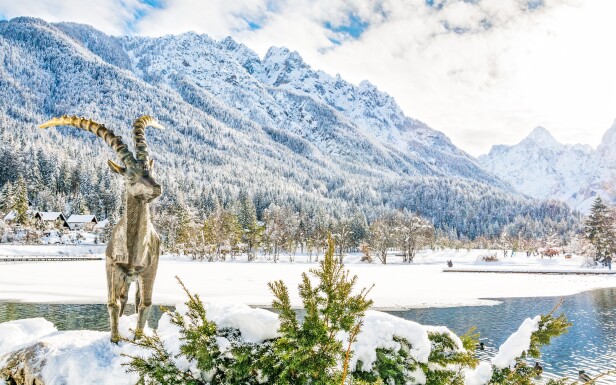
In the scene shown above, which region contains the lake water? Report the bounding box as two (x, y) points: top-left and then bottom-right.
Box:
(2, 288), (616, 383)
(386, 288), (616, 383)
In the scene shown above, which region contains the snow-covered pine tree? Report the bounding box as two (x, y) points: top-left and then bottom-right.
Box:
(0, 181), (14, 215)
(71, 193), (88, 215)
(349, 211), (368, 250)
(236, 192), (261, 257)
(221, 209), (243, 259)
(584, 197), (614, 262)
(236, 191), (257, 230)
(175, 199), (193, 253)
(13, 176), (29, 225)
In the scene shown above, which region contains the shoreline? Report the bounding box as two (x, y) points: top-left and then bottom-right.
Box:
(1, 247), (615, 309)
(1, 262), (614, 309)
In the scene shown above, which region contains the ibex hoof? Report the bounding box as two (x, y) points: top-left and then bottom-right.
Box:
(133, 330), (144, 341)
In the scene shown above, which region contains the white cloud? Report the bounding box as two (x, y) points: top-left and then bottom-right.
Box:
(0, 0), (144, 35)
(133, 0), (269, 38)
(1, 0), (615, 155)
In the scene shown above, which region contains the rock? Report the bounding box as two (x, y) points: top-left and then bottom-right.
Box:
(1, 343), (49, 385)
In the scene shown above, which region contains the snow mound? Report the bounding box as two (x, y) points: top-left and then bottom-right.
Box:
(0, 318), (56, 354)
(0, 316), (146, 385)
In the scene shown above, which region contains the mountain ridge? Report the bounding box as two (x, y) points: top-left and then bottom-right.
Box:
(0, 17), (576, 239)
(479, 122), (616, 212)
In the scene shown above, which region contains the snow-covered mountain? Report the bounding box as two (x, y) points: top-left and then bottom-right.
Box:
(116, 28), (499, 183)
(0, 17), (576, 237)
(478, 123), (616, 212)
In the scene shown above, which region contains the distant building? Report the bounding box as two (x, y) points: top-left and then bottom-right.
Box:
(34, 211), (69, 229)
(3, 210), (16, 222)
(66, 214), (98, 231)
(93, 219), (110, 231)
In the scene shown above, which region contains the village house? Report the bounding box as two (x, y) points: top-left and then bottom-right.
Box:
(66, 214), (98, 231)
(34, 211), (69, 229)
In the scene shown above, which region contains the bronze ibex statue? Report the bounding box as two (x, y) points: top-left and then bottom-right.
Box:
(39, 115), (163, 342)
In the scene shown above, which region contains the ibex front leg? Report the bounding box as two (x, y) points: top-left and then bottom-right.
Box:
(134, 266), (156, 339)
(106, 264), (128, 343)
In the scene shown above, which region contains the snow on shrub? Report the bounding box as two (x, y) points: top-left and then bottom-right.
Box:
(492, 316), (540, 369)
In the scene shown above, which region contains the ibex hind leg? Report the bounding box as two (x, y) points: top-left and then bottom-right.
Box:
(135, 270), (155, 340)
(119, 277), (130, 317)
(107, 265), (128, 343)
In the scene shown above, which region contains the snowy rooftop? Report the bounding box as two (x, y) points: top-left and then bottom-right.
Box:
(35, 212), (65, 221)
(66, 215), (97, 223)
(94, 219), (109, 229)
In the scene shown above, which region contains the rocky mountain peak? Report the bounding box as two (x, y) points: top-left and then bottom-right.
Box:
(478, 121), (616, 212)
(595, 119), (616, 166)
(521, 126), (559, 147)
(599, 119), (616, 149)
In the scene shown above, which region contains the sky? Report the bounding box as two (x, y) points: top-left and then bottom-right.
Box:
(0, 0), (614, 156)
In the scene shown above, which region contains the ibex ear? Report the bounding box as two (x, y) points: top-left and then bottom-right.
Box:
(149, 159), (154, 170)
(107, 159), (126, 175)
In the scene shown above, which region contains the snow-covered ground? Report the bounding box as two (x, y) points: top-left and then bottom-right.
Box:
(0, 247), (614, 308)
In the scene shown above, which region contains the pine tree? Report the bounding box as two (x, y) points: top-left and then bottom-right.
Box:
(221, 209), (243, 257)
(350, 211), (368, 249)
(237, 192), (261, 256)
(175, 201), (193, 251)
(237, 192), (257, 231)
(0, 181), (14, 214)
(71, 193), (88, 215)
(13, 176), (29, 225)
(265, 235), (373, 384)
(584, 197), (614, 262)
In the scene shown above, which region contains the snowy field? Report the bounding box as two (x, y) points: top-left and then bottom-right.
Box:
(0, 246), (614, 308)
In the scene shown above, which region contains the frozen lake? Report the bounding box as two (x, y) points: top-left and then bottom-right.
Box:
(2, 288), (616, 383)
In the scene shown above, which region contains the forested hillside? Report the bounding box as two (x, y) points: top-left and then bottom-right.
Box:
(0, 17), (578, 242)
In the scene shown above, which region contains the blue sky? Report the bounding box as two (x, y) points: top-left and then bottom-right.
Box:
(0, 0), (614, 156)
(325, 14), (369, 45)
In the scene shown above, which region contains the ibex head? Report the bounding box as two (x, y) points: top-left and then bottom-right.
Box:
(39, 115), (163, 202)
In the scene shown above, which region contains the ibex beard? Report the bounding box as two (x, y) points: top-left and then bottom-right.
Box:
(39, 115), (163, 343)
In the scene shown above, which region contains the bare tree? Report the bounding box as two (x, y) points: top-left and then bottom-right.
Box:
(332, 219), (354, 263)
(399, 215), (434, 263)
(368, 216), (397, 264)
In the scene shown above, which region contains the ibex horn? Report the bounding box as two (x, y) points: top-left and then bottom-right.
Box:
(39, 115), (136, 167)
(132, 116), (164, 164)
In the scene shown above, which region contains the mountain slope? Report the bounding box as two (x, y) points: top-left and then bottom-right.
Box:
(0, 17), (576, 238)
(479, 123), (616, 212)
